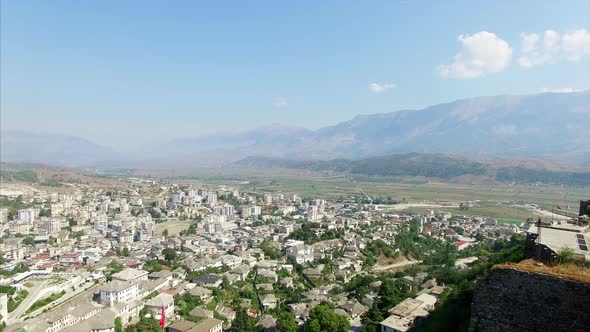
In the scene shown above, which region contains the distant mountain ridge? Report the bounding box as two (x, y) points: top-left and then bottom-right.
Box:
(234, 154), (590, 186)
(160, 91), (590, 162)
(2, 91), (589, 166)
(0, 131), (118, 167)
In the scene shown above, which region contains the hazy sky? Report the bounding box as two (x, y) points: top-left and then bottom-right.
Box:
(1, 0), (589, 149)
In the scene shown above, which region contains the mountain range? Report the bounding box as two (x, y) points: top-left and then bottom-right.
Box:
(2, 91), (589, 167)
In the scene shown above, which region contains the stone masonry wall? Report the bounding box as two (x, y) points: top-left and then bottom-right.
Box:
(469, 266), (590, 332)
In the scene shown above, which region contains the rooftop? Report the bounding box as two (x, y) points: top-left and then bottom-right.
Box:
(112, 267), (148, 281)
(100, 280), (138, 292)
(192, 317), (223, 331)
(380, 314), (414, 332)
(388, 298), (423, 317)
(527, 224), (590, 259)
(145, 293), (174, 307)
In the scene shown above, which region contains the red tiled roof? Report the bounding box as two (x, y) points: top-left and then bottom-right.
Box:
(61, 253), (81, 258)
(33, 253), (51, 260)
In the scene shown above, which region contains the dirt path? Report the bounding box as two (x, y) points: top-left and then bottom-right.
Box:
(372, 258), (422, 273)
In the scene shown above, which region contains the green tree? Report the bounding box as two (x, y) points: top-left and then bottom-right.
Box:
(144, 260), (163, 272)
(114, 317), (123, 332)
(276, 311), (298, 332)
(162, 248), (177, 263)
(557, 246), (574, 264)
(162, 229), (169, 238)
(38, 208), (50, 217)
(305, 303), (350, 332)
(22, 236), (35, 247)
(124, 308), (161, 332)
(231, 307), (256, 332)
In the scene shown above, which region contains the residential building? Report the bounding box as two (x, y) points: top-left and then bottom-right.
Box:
(99, 280), (139, 305)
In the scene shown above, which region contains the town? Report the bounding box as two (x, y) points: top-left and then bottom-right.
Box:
(1, 173), (587, 332)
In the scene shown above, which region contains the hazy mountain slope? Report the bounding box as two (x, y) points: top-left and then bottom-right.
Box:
(235, 154), (490, 179)
(161, 91), (590, 161)
(0, 131), (117, 166)
(234, 154), (590, 186)
(2, 92), (589, 166)
(155, 124), (312, 163)
(299, 91), (590, 159)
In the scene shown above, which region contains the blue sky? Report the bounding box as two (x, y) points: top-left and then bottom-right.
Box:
(1, 0), (589, 149)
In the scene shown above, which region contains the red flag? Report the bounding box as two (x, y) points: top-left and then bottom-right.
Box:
(556, 205), (562, 210)
(160, 304), (166, 328)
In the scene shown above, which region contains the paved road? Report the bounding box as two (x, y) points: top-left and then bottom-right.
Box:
(7, 279), (49, 325)
(22, 277), (93, 320)
(385, 203), (460, 211)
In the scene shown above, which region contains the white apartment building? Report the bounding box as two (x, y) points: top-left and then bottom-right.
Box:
(287, 244), (315, 264)
(100, 280), (139, 304)
(242, 205), (261, 218)
(17, 208), (36, 223)
(207, 193), (217, 206)
(263, 193), (273, 205)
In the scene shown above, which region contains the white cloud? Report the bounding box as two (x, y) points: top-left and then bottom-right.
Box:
(519, 30), (561, 67)
(541, 87), (583, 93)
(519, 29), (590, 67)
(438, 31), (513, 79)
(562, 29), (590, 61)
(368, 82), (397, 93)
(273, 97), (288, 108)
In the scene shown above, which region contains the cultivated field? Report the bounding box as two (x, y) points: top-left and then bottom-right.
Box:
(156, 167), (589, 221)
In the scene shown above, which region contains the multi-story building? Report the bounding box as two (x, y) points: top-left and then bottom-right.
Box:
(242, 206), (261, 218)
(207, 193), (217, 206)
(0, 208), (8, 223)
(99, 280), (139, 305)
(145, 293), (175, 319)
(308, 206), (319, 222)
(213, 204), (235, 220)
(263, 193), (273, 205)
(17, 208), (36, 223)
(9, 222), (31, 236)
(286, 244), (315, 264)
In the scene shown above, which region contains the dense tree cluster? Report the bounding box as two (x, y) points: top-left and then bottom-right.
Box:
(288, 223), (342, 244)
(0, 170), (38, 182)
(305, 303), (350, 332)
(230, 307), (256, 332)
(496, 166), (590, 186)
